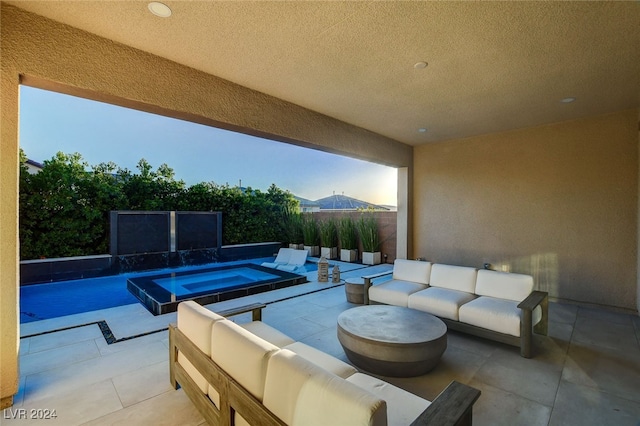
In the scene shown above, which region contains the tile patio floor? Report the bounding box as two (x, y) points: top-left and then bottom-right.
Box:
(5, 262), (640, 425)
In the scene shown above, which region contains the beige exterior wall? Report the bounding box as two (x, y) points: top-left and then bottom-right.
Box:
(0, 4), (412, 406)
(413, 109), (639, 312)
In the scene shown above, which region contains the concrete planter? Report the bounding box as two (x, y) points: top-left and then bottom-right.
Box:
(289, 244), (304, 250)
(321, 247), (338, 259)
(304, 245), (320, 257)
(362, 251), (381, 265)
(340, 249), (357, 263)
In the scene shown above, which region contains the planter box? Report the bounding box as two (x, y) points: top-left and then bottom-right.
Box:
(304, 245), (320, 257)
(362, 251), (381, 265)
(321, 247), (338, 260)
(340, 249), (357, 263)
(289, 244), (304, 250)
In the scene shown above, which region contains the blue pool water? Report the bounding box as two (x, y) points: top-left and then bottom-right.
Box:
(20, 258), (318, 323)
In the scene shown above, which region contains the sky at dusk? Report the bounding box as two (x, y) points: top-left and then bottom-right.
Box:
(19, 86), (397, 206)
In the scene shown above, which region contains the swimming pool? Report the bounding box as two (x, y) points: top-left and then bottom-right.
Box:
(128, 263), (307, 315)
(20, 258), (317, 322)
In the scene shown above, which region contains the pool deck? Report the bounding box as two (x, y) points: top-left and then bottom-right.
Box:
(8, 261), (640, 425)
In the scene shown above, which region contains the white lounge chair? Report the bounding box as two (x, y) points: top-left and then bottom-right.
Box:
(261, 248), (295, 269)
(276, 249), (309, 273)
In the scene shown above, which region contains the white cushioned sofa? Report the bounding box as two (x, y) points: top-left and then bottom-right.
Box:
(169, 301), (480, 426)
(364, 260), (548, 358)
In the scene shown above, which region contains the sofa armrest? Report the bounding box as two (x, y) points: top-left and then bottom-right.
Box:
(517, 291), (546, 311)
(410, 381), (480, 426)
(217, 303), (266, 321)
(362, 271), (393, 305)
(517, 291), (548, 336)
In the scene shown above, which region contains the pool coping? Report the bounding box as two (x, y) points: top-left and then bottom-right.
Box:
(127, 263), (308, 315)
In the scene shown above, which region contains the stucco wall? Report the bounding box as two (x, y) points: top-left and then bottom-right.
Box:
(0, 54), (19, 410)
(413, 109), (639, 311)
(0, 3), (412, 406)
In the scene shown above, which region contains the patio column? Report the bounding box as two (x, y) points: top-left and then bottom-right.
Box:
(0, 62), (20, 408)
(397, 167), (411, 260)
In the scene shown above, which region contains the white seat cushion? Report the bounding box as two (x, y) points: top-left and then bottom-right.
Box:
(475, 269), (534, 302)
(408, 287), (477, 321)
(459, 296), (522, 336)
(210, 320), (279, 401)
(347, 373), (431, 426)
(276, 264), (299, 272)
(264, 350), (386, 426)
(369, 280), (428, 307)
(392, 259), (432, 285)
(429, 264), (478, 293)
(240, 321), (296, 347)
(283, 341), (357, 379)
(176, 301), (225, 394)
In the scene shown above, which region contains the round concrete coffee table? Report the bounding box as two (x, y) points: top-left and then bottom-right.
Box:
(337, 305), (447, 377)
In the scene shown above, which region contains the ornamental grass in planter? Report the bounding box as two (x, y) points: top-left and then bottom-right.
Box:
(301, 216), (319, 256)
(357, 214), (381, 265)
(338, 216), (358, 262)
(286, 213), (304, 250)
(319, 219), (338, 259)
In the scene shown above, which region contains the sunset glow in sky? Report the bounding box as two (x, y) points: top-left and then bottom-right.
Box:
(20, 87), (397, 206)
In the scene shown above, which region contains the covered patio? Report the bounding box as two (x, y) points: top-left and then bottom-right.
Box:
(2, 2), (639, 423)
(8, 264), (640, 425)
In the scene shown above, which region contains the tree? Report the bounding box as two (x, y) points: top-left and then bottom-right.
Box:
(19, 152), (301, 259)
(19, 152), (123, 258)
(118, 159), (185, 210)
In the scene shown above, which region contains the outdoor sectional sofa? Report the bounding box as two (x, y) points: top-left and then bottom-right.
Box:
(364, 259), (548, 358)
(169, 300), (480, 426)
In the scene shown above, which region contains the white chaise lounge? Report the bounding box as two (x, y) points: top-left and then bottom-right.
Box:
(261, 248), (308, 273)
(261, 248), (294, 269)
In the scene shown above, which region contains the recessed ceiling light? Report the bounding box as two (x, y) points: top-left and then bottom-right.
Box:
(560, 97), (576, 103)
(414, 62), (428, 69)
(148, 2), (172, 18)
(418, 128), (428, 133)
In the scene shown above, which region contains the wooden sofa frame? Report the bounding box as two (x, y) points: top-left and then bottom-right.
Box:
(169, 303), (481, 426)
(363, 271), (549, 358)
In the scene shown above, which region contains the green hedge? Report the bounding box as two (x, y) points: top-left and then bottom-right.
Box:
(19, 151), (299, 259)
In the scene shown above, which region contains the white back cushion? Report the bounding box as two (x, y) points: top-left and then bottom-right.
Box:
(176, 301), (225, 393)
(177, 301), (225, 352)
(211, 320), (279, 401)
(392, 259), (432, 285)
(429, 264), (477, 293)
(264, 350), (386, 426)
(475, 269), (534, 302)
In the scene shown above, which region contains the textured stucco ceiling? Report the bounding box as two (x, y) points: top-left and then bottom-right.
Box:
(7, 1), (640, 146)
